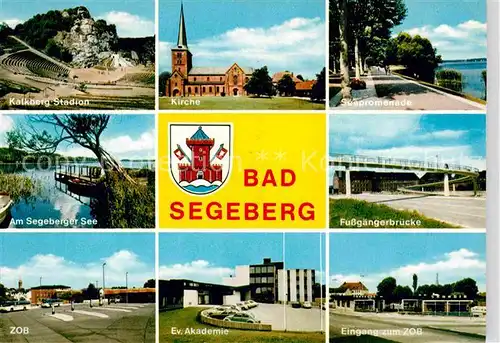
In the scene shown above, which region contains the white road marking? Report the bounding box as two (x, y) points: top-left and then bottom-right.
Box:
(49, 314), (74, 322)
(72, 310), (109, 318)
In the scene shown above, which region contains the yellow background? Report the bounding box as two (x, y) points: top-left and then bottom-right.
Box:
(159, 113), (326, 228)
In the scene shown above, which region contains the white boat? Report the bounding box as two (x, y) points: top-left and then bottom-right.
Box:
(0, 192), (13, 225)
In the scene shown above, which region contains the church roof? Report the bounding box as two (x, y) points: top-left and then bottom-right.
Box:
(295, 80), (316, 90)
(272, 71), (302, 83)
(190, 126), (210, 140)
(189, 66), (255, 76)
(176, 3), (188, 49)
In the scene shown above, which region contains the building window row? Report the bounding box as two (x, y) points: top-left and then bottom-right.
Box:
(250, 266), (275, 274)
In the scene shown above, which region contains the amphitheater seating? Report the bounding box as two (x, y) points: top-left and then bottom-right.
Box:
(117, 72), (155, 85)
(0, 50), (70, 80)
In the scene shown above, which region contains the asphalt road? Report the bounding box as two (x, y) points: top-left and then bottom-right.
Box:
(0, 303), (155, 343)
(332, 194), (486, 228)
(248, 303), (325, 332)
(330, 312), (485, 343)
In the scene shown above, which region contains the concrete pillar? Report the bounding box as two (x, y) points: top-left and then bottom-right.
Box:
(345, 168), (351, 196)
(444, 174), (450, 196)
(452, 184), (456, 194)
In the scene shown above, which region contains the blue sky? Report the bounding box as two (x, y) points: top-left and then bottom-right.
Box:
(393, 0), (486, 60)
(0, 233), (155, 289)
(329, 114), (486, 183)
(159, 0), (325, 79)
(159, 233), (325, 284)
(0, 0), (154, 37)
(330, 233), (486, 292)
(0, 114), (155, 160)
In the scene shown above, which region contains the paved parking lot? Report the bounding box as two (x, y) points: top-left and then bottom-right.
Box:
(248, 303), (324, 332)
(330, 310), (485, 343)
(0, 303), (155, 343)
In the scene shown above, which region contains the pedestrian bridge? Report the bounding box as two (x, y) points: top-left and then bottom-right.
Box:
(329, 154), (479, 196)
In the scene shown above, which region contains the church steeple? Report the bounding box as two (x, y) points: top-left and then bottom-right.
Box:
(177, 2), (188, 49)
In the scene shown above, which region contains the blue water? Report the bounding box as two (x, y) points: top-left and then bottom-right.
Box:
(437, 61), (487, 99)
(2, 161), (154, 229)
(183, 184), (219, 194)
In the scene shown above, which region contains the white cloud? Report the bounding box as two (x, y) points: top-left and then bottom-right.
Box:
(1, 18), (23, 28)
(458, 20), (487, 31)
(160, 17), (325, 79)
(62, 130), (155, 160)
(159, 260), (233, 284)
(330, 115), (485, 171)
(98, 11), (154, 38)
(331, 248), (486, 293)
(400, 20), (486, 59)
(0, 115), (14, 146)
(0, 251), (154, 289)
(425, 130), (467, 140)
(0, 114), (14, 133)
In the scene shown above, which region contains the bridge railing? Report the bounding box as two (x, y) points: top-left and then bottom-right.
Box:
(330, 154), (479, 173)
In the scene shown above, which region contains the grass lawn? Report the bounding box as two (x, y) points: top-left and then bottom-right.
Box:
(330, 199), (458, 228)
(160, 307), (325, 343)
(330, 335), (398, 342)
(159, 96), (325, 110)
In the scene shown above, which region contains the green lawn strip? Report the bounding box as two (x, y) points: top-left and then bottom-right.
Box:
(159, 96), (325, 110)
(160, 307), (324, 343)
(330, 335), (399, 343)
(329, 199), (459, 228)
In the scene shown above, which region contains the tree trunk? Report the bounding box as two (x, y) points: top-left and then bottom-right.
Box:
(339, 0), (351, 100)
(94, 146), (137, 184)
(355, 37), (361, 78)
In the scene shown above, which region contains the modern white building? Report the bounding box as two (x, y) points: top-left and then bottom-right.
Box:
(277, 269), (315, 303)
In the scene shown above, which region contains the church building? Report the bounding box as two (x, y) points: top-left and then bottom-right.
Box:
(166, 4), (254, 97)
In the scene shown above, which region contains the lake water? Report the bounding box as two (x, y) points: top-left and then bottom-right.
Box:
(436, 61), (487, 100)
(1, 161), (154, 229)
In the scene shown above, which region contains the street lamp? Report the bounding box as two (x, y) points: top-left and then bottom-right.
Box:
(39, 277), (42, 287)
(102, 263), (106, 304)
(126, 272), (129, 304)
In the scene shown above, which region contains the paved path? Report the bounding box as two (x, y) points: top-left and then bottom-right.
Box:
(330, 312), (485, 343)
(331, 193), (486, 228)
(335, 68), (485, 111)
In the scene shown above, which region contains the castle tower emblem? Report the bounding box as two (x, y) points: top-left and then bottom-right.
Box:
(170, 124), (232, 195)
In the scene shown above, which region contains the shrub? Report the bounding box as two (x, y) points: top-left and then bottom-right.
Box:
(350, 78), (366, 90)
(76, 82), (87, 92)
(90, 171), (155, 228)
(436, 69), (463, 92)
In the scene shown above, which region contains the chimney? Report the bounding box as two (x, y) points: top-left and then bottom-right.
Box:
(263, 258), (271, 264)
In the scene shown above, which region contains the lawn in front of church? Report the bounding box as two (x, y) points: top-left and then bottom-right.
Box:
(159, 96), (325, 110)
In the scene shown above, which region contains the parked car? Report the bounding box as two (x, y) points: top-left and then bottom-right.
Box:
(207, 306), (239, 319)
(223, 312), (260, 323)
(245, 300), (258, 308)
(41, 299), (62, 308)
(302, 301), (312, 309)
(291, 302), (301, 308)
(471, 306), (486, 317)
(236, 302), (249, 310)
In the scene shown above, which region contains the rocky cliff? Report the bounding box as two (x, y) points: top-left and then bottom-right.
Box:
(13, 6), (154, 68)
(51, 7), (117, 67)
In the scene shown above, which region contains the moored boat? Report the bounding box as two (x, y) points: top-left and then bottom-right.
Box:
(0, 192), (13, 225)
